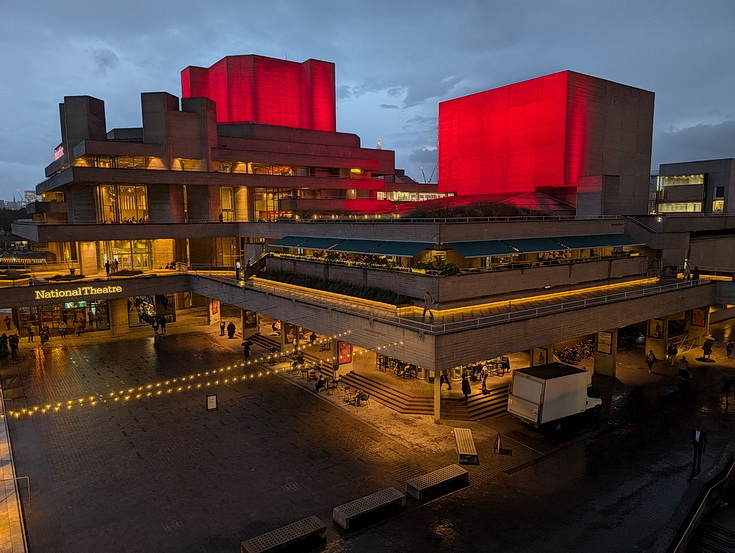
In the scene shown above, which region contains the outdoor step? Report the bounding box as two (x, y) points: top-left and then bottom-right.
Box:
(695, 522), (735, 553)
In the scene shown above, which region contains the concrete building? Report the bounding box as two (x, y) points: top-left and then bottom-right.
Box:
(656, 158), (735, 214)
(9, 55), (735, 425)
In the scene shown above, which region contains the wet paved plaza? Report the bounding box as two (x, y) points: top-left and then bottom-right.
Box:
(2, 314), (735, 552)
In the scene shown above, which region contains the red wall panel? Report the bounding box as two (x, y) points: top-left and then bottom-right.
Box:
(181, 55), (335, 131)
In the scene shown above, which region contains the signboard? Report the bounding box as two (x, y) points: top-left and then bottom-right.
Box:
(596, 331), (613, 355)
(206, 394), (218, 411)
(691, 308), (706, 327)
(34, 285), (122, 300)
(211, 300), (219, 315)
(648, 318), (664, 339)
(338, 341), (352, 365)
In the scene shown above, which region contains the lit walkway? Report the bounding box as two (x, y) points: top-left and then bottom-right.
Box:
(238, 275), (710, 333)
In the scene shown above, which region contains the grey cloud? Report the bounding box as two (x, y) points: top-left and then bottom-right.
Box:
(380, 104), (399, 110)
(408, 146), (438, 164)
(336, 85), (352, 100)
(91, 48), (120, 73)
(653, 121), (735, 167)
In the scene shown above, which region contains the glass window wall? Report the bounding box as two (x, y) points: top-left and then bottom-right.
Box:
(96, 185), (148, 223)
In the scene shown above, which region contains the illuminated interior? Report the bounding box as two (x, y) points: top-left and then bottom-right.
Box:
(96, 185), (148, 223)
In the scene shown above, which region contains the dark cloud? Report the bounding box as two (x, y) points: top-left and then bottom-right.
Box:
(336, 85), (352, 101)
(653, 121), (735, 167)
(380, 104), (399, 110)
(408, 146), (438, 164)
(91, 48), (120, 74)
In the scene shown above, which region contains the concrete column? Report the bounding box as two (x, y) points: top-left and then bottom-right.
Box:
(240, 309), (247, 335)
(433, 371), (441, 423)
(109, 298), (128, 335)
(78, 241), (98, 276)
(644, 318), (667, 360)
(206, 298), (221, 326)
(687, 307), (711, 340)
(593, 329), (618, 377)
(531, 345), (554, 366)
(234, 187), (249, 222)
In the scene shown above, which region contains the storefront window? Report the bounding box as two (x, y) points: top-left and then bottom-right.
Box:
(15, 301), (110, 335)
(128, 294), (176, 327)
(98, 240), (152, 272)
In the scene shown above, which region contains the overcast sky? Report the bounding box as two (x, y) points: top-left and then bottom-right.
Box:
(1, 0), (734, 200)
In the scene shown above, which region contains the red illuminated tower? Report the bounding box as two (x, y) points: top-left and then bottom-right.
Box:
(181, 55), (336, 131)
(438, 71), (654, 214)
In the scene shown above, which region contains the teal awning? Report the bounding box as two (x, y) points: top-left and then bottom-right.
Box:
(368, 241), (433, 257)
(592, 234), (643, 247)
(502, 238), (569, 254)
(551, 235), (606, 249)
(446, 240), (517, 258)
(298, 237), (344, 250)
(270, 236), (311, 247)
(329, 239), (384, 254)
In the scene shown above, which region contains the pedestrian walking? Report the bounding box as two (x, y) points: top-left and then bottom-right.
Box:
(439, 372), (452, 390)
(219, 320), (225, 336)
(692, 266), (700, 281)
(461, 374), (471, 400)
(9, 334), (19, 361)
(727, 340), (734, 359)
(227, 321), (236, 339)
(691, 424), (707, 476)
(59, 320), (67, 338)
(683, 266), (691, 280)
(152, 318), (159, 333)
(242, 341), (251, 360)
(678, 356), (691, 380)
(159, 316), (167, 334)
(645, 349), (657, 373)
(27, 325), (34, 342)
(703, 339), (713, 359)
(4, 315), (10, 330)
(114, 259), (119, 272)
(422, 289), (434, 320)
(667, 343), (678, 365)
(105, 260), (111, 277)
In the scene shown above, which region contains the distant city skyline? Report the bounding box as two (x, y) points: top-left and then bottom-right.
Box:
(1, 0), (734, 199)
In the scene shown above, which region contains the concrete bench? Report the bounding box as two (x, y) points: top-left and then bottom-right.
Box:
(240, 516), (327, 553)
(454, 428), (479, 465)
(405, 464), (469, 500)
(332, 487), (406, 530)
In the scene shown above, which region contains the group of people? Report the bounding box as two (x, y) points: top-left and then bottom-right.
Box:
(219, 320), (237, 338)
(682, 264), (700, 281)
(0, 333), (20, 361)
(104, 259), (120, 276)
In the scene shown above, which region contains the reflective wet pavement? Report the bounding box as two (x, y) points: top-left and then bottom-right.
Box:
(1, 312), (734, 552)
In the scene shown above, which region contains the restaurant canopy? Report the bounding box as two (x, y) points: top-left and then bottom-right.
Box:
(444, 240), (517, 258)
(268, 236), (433, 257)
(502, 238), (570, 254)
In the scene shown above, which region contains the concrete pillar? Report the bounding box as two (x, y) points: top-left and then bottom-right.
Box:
(78, 241), (98, 276)
(207, 298), (221, 326)
(531, 345), (554, 366)
(433, 371), (441, 423)
(234, 187), (249, 222)
(109, 298), (129, 335)
(240, 309), (247, 335)
(593, 329), (618, 377)
(687, 307), (711, 340)
(644, 318), (667, 360)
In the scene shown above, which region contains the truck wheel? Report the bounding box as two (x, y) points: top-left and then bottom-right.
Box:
(590, 406), (601, 418)
(553, 420), (563, 432)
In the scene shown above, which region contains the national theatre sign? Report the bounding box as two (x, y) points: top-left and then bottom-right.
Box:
(34, 285), (124, 300)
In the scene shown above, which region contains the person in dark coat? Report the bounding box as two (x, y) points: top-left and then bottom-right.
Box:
(691, 424), (707, 475)
(461, 374), (472, 400)
(227, 321), (236, 339)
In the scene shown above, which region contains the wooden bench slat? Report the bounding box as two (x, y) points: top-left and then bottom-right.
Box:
(241, 516), (326, 553)
(454, 428), (480, 465)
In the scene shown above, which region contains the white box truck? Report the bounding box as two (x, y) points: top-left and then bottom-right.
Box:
(507, 363), (602, 430)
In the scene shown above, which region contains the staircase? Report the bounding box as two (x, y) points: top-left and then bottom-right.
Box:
(691, 516), (735, 553)
(440, 385), (510, 421)
(247, 333), (511, 421)
(339, 371), (434, 415)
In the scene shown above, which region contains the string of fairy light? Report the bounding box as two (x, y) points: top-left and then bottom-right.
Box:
(4, 330), (405, 419)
